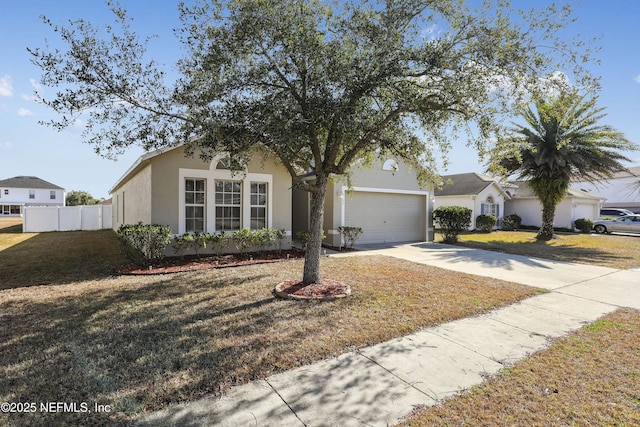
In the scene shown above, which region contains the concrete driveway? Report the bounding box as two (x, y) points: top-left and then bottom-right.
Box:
(340, 241), (640, 309)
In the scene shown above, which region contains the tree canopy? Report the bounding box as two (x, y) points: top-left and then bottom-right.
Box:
(30, 0), (599, 282)
(66, 190), (102, 206)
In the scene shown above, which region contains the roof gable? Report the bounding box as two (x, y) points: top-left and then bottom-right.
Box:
(435, 172), (502, 197)
(0, 176), (64, 190)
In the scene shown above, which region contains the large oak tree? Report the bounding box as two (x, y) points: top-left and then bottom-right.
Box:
(30, 0), (596, 283)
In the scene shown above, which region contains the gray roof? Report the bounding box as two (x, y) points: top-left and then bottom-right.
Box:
(510, 181), (602, 200)
(0, 176), (64, 190)
(435, 173), (501, 196)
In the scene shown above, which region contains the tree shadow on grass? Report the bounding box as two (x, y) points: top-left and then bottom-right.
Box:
(0, 230), (126, 289)
(0, 264), (349, 426)
(454, 239), (633, 268)
(410, 242), (554, 270)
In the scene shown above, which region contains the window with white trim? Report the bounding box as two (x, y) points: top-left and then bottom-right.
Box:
(250, 182), (267, 229)
(50, 191), (56, 200)
(185, 179), (206, 232)
(215, 180), (241, 230)
(29, 190), (35, 199)
(481, 196), (499, 217)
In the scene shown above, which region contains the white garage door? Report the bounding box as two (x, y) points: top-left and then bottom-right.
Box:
(344, 192), (426, 244)
(574, 204), (595, 221)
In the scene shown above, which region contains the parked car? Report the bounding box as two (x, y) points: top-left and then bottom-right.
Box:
(599, 208), (634, 217)
(593, 214), (640, 234)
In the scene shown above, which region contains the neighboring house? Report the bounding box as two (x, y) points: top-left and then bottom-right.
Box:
(0, 176), (65, 216)
(434, 173), (509, 230)
(504, 181), (603, 230)
(572, 166), (640, 213)
(292, 158), (434, 246)
(109, 145), (292, 241)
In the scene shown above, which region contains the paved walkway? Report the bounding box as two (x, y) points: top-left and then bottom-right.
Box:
(139, 243), (640, 427)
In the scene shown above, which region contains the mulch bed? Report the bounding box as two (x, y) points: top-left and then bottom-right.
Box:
(114, 249), (305, 275)
(274, 279), (352, 300)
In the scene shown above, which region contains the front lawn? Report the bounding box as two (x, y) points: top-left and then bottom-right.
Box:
(440, 230), (640, 269)
(0, 229), (126, 289)
(399, 307), (640, 426)
(0, 230), (537, 426)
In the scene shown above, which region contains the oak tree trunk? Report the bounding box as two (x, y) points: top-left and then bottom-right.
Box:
(302, 174), (328, 284)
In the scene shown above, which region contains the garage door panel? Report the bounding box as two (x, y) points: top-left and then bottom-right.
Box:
(345, 192), (425, 244)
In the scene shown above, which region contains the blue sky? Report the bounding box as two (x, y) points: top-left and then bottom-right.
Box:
(1, 1), (639, 199)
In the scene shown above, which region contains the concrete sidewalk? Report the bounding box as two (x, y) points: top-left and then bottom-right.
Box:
(138, 243), (639, 427)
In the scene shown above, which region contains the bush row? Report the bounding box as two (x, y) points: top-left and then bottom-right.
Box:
(172, 228), (288, 257)
(434, 206), (596, 241)
(117, 224), (288, 267)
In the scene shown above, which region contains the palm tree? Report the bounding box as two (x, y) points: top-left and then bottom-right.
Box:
(491, 91), (638, 240)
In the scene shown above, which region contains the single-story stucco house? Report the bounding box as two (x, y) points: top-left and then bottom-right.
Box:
(109, 145), (433, 248)
(434, 173), (509, 230)
(504, 181), (603, 230)
(109, 146), (293, 242)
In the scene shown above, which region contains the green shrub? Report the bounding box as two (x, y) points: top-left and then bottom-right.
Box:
(254, 228), (276, 255)
(501, 213), (522, 231)
(209, 231), (231, 256)
(296, 230), (326, 249)
(232, 228), (256, 256)
(433, 206), (472, 244)
(574, 218), (594, 233)
(338, 226), (363, 249)
(172, 232), (211, 257)
(475, 214), (497, 232)
(117, 223), (172, 267)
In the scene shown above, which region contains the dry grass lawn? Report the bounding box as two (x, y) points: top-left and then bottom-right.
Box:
(399, 307), (640, 426)
(0, 217), (22, 234)
(0, 229), (537, 426)
(441, 230), (640, 270)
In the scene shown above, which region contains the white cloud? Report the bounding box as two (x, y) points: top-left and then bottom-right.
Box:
(0, 141), (13, 150)
(0, 75), (13, 97)
(21, 79), (43, 102)
(635, 75), (640, 84)
(17, 107), (34, 116)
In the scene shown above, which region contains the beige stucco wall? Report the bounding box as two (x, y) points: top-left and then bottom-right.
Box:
(148, 146), (207, 231)
(111, 163), (153, 228)
(291, 188), (309, 238)
(345, 159), (427, 191)
(111, 146), (292, 236)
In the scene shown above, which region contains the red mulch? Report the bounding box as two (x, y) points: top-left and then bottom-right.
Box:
(114, 249), (305, 275)
(274, 279), (352, 300)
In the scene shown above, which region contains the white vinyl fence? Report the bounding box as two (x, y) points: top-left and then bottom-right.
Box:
(23, 205), (112, 232)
